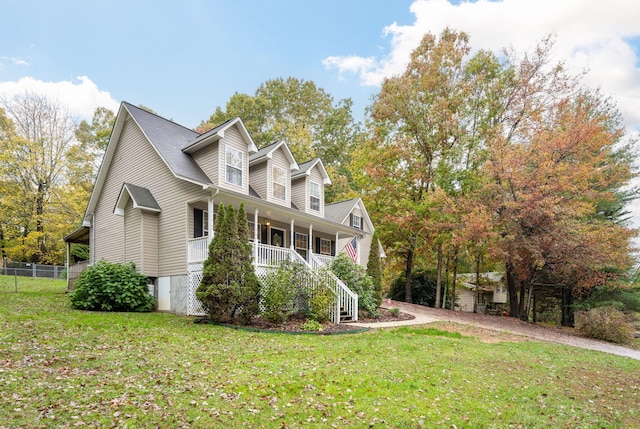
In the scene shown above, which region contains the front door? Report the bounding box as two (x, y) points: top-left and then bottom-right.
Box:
(270, 227), (285, 247)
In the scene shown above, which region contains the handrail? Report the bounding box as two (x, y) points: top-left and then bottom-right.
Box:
(309, 253), (358, 322)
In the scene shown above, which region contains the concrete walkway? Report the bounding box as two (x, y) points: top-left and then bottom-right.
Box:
(350, 301), (442, 328)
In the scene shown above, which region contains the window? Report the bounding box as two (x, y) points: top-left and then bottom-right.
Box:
(351, 214), (362, 230)
(194, 208), (212, 237)
(309, 181), (320, 212)
(248, 221), (261, 241)
(272, 166), (286, 200)
(320, 238), (331, 256)
(295, 233), (308, 259)
(225, 146), (243, 186)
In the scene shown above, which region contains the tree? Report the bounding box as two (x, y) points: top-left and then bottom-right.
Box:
(367, 28), (494, 303)
(199, 77), (363, 202)
(366, 231), (383, 306)
(482, 38), (637, 321)
(196, 204), (260, 324)
(0, 92), (78, 263)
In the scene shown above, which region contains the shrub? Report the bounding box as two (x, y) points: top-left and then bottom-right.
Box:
(307, 279), (334, 323)
(575, 306), (636, 344)
(69, 261), (155, 312)
(331, 252), (377, 316)
(388, 307), (400, 317)
(389, 270), (441, 307)
(262, 261), (298, 324)
(301, 319), (323, 332)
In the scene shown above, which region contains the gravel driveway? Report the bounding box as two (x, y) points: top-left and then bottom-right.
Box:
(355, 300), (640, 361)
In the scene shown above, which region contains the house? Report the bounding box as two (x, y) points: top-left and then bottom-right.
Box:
(64, 102), (378, 322)
(456, 272), (508, 313)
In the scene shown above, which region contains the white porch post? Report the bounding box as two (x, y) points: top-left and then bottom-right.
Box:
(254, 209), (259, 266)
(308, 224), (313, 256)
(335, 232), (339, 256)
(290, 218), (295, 250)
(207, 196), (214, 238)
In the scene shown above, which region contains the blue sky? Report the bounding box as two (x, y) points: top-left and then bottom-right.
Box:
(2, 0), (639, 132)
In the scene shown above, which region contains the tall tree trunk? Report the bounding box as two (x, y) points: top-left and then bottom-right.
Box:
(474, 252), (481, 312)
(506, 258), (519, 318)
(518, 281), (527, 320)
(561, 286), (574, 327)
(443, 253), (450, 308)
(404, 248), (414, 303)
(435, 242), (443, 308)
(450, 247), (459, 310)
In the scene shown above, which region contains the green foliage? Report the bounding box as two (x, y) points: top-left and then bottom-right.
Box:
(575, 306), (637, 344)
(196, 204), (260, 324)
(331, 252), (377, 315)
(388, 307), (400, 317)
(389, 269), (440, 307)
(261, 261), (298, 324)
(301, 319), (323, 332)
(576, 285), (640, 313)
(69, 260), (155, 312)
(306, 276), (334, 323)
(366, 231), (383, 306)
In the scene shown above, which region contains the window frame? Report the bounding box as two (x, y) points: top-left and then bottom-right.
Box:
(309, 181), (321, 212)
(295, 232), (308, 258)
(352, 214), (362, 230)
(225, 145), (243, 187)
(272, 166), (287, 200)
(320, 238), (331, 256)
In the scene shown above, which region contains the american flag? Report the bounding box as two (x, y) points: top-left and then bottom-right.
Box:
(345, 236), (358, 264)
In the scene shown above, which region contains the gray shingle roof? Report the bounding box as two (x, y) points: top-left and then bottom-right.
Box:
(123, 183), (161, 211)
(324, 198), (359, 224)
(123, 102), (212, 185)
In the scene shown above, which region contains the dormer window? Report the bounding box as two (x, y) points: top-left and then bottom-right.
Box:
(309, 181), (321, 212)
(351, 214), (362, 230)
(273, 166), (286, 200)
(226, 146), (243, 186)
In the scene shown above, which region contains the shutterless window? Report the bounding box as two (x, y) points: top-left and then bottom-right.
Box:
(273, 166), (286, 200)
(226, 146), (243, 186)
(295, 233), (308, 252)
(309, 181), (320, 211)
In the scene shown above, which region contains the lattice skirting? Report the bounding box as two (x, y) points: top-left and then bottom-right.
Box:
(187, 264), (207, 316)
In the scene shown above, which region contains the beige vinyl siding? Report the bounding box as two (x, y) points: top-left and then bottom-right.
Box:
(124, 199), (141, 267)
(219, 126), (249, 194)
(191, 144), (219, 184)
(142, 212), (158, 277)
(457, 289), (475, 312)
(270, 149), (290, 208)
(291, 177), (306, 212)
(93, 114), (210, 277)
(249, 162), (267, 199)
(308, 166), (324, 218)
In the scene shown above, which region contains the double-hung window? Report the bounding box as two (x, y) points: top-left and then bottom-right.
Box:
(295, 233), (308, 259)
(320, 238), (331, 256)
(309, 181), (320, 212)
(352, 214), (362, 230)
(272, 166), (286, 200)
(226, 146), (243, 186)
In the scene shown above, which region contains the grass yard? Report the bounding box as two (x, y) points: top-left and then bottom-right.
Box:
(1, 276), (639, 428)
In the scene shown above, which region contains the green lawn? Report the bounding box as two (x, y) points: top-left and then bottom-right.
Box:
(1, 276), (639, 428)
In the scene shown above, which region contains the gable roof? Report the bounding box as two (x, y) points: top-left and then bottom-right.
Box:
(324, 197), (374, 233)
(114, 183), (161, 216)
(83, 102), (216, 225)
(249, 140), (299, 170)
(291, 158), (331, 185)
(182, 116), (258, 155)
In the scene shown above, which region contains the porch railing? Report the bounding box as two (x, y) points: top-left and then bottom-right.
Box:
(255, 243), (291, 267)
(187, 239), (357, 322)
(187, 236), (209, 264)
(310, 253), (358, 323)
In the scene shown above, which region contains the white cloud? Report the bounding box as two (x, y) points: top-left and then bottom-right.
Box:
(0, 56), (30, 67)
(324, 0), (640, 129)
(0, 76), (119, 121)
